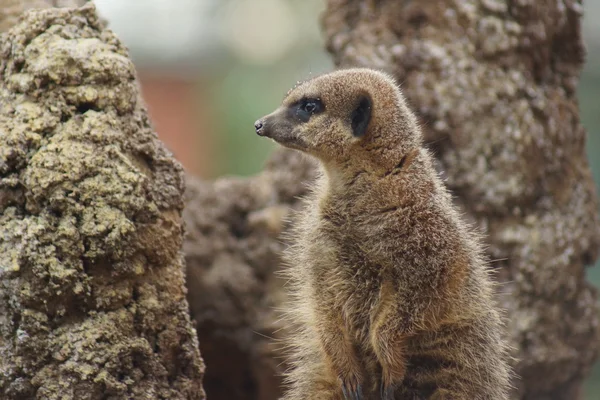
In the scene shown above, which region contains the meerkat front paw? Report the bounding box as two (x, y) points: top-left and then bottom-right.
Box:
(371, 328), (406, 399)
(379, 379), (396, 400)
(379, 365), (404, 400)
(338, 372), (363, 400)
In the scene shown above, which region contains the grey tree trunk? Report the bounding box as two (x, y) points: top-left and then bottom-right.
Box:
(0, 3), (205, 399)
(185, 1), (600, 400)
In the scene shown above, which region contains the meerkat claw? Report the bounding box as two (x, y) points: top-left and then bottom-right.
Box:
(380, 382), (395, 400)
(355, 383), (363, 400)
(341, 380), (363, 400)
(341, 384), (349, 400)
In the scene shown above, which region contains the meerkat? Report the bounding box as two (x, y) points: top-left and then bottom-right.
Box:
(254, 68), (512, 400)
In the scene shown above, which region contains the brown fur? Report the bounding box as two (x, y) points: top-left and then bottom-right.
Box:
(255, 68), (512, 400)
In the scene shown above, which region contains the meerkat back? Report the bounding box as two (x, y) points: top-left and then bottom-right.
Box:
(255, 68), (513, 400)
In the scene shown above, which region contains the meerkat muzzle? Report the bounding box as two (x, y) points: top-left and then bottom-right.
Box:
(255, 112), (276, 138)
(254, 119), (265, 136)
(254, 112), (307, 150)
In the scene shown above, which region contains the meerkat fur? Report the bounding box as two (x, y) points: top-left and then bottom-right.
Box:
(255, 68), (513, 400)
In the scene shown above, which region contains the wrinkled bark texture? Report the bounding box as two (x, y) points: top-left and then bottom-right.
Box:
(0, 4), (204, 399)
(183, 1), (600, 400)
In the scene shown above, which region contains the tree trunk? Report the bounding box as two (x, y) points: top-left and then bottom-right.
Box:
(184, 150), (316, 400)
(0, 3), (204, 399)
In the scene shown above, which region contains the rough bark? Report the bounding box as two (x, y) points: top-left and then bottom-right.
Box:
(184, 150), (317, 400)
(0, 4), (204, 399)
(184, 1), (600, 400)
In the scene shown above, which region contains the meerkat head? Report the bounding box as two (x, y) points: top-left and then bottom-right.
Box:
(254, 68), (422, 173)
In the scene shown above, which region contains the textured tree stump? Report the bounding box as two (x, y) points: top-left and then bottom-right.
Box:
(0, 0), (87, 32)
(0, 4), (204, 399)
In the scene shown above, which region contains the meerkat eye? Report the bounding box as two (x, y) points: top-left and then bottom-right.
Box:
(293, 98), (323, 122)
(304, 102), (316, 113)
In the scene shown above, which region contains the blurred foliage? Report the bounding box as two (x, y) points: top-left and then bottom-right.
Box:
(209, 55), (332, 177)
(203, 0), (331, 178)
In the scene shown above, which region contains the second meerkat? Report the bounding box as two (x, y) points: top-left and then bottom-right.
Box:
(255, 68), (512, 400)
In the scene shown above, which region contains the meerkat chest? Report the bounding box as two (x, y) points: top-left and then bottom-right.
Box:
(306, 218), (384, 324)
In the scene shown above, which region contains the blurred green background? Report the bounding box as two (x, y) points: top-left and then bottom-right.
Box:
(94, 0), (600, 397)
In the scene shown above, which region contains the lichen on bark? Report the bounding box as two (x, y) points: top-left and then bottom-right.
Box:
(0, 4), (204, 399)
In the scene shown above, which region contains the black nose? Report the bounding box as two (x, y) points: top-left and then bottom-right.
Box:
(254, 119), (264, 134)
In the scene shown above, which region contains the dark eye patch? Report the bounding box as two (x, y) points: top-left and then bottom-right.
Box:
(290, 98), (324, 122)
(350, 94), (372, 137)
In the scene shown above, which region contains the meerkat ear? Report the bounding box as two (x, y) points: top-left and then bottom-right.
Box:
(350, 94), (372, 138)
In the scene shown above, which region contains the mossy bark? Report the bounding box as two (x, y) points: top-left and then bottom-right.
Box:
(0, 4), (204, 399)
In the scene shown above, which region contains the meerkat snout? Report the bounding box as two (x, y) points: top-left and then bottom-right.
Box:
(254, 104), (313, 151)
(255, 84), (369, 160)
(254, 119), (264, 135)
